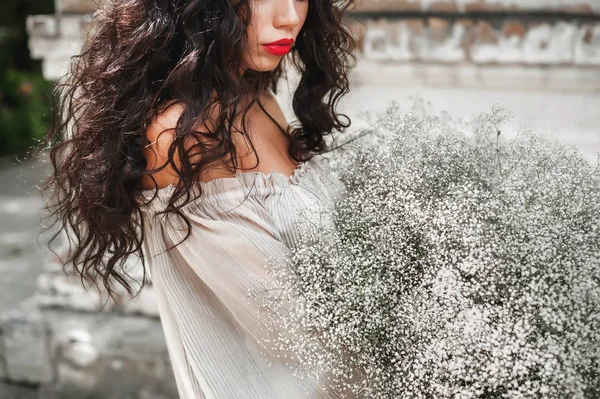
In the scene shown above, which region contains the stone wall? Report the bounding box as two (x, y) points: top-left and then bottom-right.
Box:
(26, 0), (600, 80)
(0, 298), (177, 399)
(353, 2), (600, 66)
(26, 13), (91, 81)
(0, 234), (171, 398)
(355, 0), (600, 13)
(50, 0), (600, 16)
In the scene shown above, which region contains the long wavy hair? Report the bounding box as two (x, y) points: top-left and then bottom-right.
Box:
(39, 0), (357, 301)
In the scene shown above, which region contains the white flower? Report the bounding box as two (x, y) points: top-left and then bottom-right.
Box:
(254, 103), (600, 399)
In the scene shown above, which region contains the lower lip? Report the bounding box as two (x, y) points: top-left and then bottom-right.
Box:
(262, 44), (292, 56)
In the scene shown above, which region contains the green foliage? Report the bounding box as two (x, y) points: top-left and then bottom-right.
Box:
(0, 26), (54, 157)
(0, 0), (54, 29)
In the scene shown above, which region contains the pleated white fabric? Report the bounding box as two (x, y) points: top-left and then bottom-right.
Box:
(138, 153), (354, 399)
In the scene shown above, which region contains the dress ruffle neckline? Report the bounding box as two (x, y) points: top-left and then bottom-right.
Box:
(138, 158), (312, 204)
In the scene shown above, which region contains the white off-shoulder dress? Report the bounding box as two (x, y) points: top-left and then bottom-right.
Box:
(138, 152), (352, 399)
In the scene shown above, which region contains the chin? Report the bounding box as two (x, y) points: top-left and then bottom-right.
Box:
(245, 56), (283, 72)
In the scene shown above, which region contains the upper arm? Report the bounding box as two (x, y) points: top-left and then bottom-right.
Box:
(141, 101), (185, 190)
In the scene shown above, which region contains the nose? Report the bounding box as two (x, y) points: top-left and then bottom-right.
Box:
(273, 0), (301, 30)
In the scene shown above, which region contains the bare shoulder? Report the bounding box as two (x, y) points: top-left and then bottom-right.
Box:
(140, 101), (186, 191)
(140, 100), (234, 190)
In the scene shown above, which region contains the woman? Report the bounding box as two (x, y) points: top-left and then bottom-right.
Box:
(42, 0), (359, 397)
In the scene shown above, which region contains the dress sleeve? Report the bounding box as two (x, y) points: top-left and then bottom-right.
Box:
(145, 211), (352, 399)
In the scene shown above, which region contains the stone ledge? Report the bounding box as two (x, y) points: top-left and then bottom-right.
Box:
(32, 234), (157, 317)
(0, 300), (176, 398)
(58, 0), (96, 14)
(349, 57), (600, 92)
(0, 298), (54, 385)
(34, 270), (158, 317)
(0, 382), (38, 399)
(26, 14), (92, 39)
(354, 0), (600, 15)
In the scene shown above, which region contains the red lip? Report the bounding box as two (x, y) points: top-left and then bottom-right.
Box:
(263, 38), (294, 46)
(262, 38), (294, 56)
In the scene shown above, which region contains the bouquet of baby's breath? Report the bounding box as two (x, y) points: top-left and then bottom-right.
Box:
(251, 103), (600, 399)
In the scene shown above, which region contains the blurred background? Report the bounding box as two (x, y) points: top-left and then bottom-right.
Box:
(0, 0), (599, 398)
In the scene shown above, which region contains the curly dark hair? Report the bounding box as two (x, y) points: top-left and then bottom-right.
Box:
(39, 0), (358, 301)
